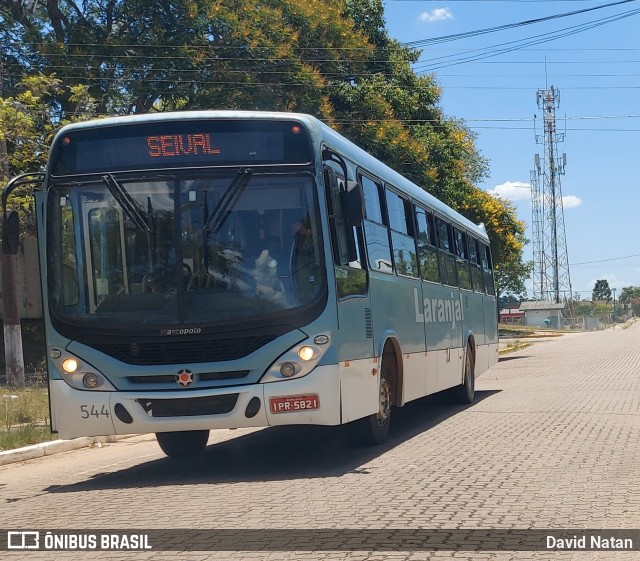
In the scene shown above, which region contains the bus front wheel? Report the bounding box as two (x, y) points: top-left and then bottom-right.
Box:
(156, 430), (210, 457)
(362, 370), (392, 445)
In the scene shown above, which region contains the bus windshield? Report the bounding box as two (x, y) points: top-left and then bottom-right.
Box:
(47, 172), (326, 330)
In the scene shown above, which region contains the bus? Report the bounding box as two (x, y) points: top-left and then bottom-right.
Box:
(2, 111), (498, 457)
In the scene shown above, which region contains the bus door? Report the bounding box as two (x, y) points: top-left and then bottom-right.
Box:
(324, 165), (371, 422)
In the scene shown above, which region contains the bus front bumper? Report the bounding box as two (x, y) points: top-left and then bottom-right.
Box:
(49, 364), (342, 439)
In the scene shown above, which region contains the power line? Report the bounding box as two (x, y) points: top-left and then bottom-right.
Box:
(413, 8), (640, 71)
(571, 253), (640, 265)
(404, 0), (639, 47)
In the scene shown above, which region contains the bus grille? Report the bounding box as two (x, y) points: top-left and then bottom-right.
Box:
(137, 394), (239, 417)
(92, 335), (277, 365)
(126, 371), (250, 384)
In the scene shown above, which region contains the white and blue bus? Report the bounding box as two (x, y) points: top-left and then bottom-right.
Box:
(2, 111), (498, 457)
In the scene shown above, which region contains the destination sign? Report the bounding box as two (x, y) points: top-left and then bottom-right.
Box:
(50, 119), (312, 175)
(146, 133), (221, 158)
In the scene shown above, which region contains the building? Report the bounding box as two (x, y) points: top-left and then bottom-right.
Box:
(499, 307), (525, 325)
(519, 301), (567, 328)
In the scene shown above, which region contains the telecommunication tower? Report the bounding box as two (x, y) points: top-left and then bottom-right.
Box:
(531, 86), (572, 303)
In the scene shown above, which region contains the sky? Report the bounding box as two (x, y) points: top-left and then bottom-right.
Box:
(382, 0), (640, 299)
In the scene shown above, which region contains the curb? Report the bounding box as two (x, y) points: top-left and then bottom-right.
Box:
(0, 435), (117, 467)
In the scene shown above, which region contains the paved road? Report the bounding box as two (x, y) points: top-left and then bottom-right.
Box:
(2, 325), (640, 560)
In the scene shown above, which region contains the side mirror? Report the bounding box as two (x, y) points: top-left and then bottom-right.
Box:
(345, 182), (363, 227)
(2, 211), (20, 255)
(1, 172), (46, 255)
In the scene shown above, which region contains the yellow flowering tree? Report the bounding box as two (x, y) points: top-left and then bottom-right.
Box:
(460, 189), (532, 300)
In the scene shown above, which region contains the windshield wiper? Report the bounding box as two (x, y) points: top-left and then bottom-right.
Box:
(203, 168), (252, 233)
(102, 174), (152, 232)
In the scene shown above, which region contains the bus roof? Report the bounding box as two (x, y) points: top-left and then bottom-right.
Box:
(53, 110), (489, 241)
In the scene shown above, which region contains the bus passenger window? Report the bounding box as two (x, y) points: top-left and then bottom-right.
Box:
(415, 207), (440, 283)
(454, 228), (472, 291)
(386, 189), (417, 278)
(481, 244), (495, 295)
(435, 217), (457, 287)
(469, 237), (485, 293)
(361, 174), (392, 274)
(361, 175), (384, 224)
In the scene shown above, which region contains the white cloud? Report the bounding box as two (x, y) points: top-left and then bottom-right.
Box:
(562, 195), (582, 208)
(487, 181), (531, 201)
(486, 182), (583, 209)
(419, 8), (453, 23)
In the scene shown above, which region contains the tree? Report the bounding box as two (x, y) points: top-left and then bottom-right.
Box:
(574, 301), (595, 317)
(0, 74), (95, 387)
(619, 286), (640, 316)
(458, 188), (531, 300)
(1, 1), (483, 203)
(592, 279), (612, 303)
(1, 75), (96, 230)
(1, 0), (530, 294)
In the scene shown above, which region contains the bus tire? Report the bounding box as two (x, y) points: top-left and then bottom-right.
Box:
(450, 348), (475, 404)
(156, 430), (210, 457)
(362, 368), (392, 445)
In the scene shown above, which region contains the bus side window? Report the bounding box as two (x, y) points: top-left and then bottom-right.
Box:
(385, 188), (418, 278)
(415, 206), (440, 283)
(60, 200), (79, 306)
(435, 217), (457, 287)
(361, 174), (392, 274)
(468, 236), (485, 293)
(481, 243), (495, 295)
(454, 228), (472, 290)
(324, 167), (367, 297)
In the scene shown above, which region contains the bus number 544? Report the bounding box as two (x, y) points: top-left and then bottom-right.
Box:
(80, 405), (110, 419)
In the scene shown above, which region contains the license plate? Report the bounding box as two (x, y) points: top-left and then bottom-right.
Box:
(269, 394), (319, 414)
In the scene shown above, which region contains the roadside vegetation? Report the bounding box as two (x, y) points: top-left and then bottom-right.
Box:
(0, 385), (54, 451)
(499, 324), (564, 338)
(499, 339), (532, 354)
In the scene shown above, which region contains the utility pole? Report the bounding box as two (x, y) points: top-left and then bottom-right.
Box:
(1, 51), (26, 387)
(531, 86), (573, 305)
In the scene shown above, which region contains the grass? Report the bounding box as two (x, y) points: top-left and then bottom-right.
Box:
(0, 424), (55, 451)
(0, 319), (54, 450)
(499, 324), (565, 338)
(499, 339), (532, 355)
(0, 386), (54, 451)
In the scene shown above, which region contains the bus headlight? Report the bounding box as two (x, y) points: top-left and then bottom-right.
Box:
(261, 334), (331, 383)
(62, 358), (79, 373)
(298, 346), (316, 362)
(53, 353), (116, 392)
(280, 362), (298, 377)
(82, 372), (100, 388)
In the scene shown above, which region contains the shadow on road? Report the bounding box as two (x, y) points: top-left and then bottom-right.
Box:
(498, 355), (531, 362)
(44, 390), (499, 492)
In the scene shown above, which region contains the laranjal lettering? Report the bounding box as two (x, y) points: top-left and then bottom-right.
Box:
(146, 133), (221, 158)
(413, 287), (463, 329)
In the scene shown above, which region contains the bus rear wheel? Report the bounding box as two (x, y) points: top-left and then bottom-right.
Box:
(156, 430), (210, 457)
